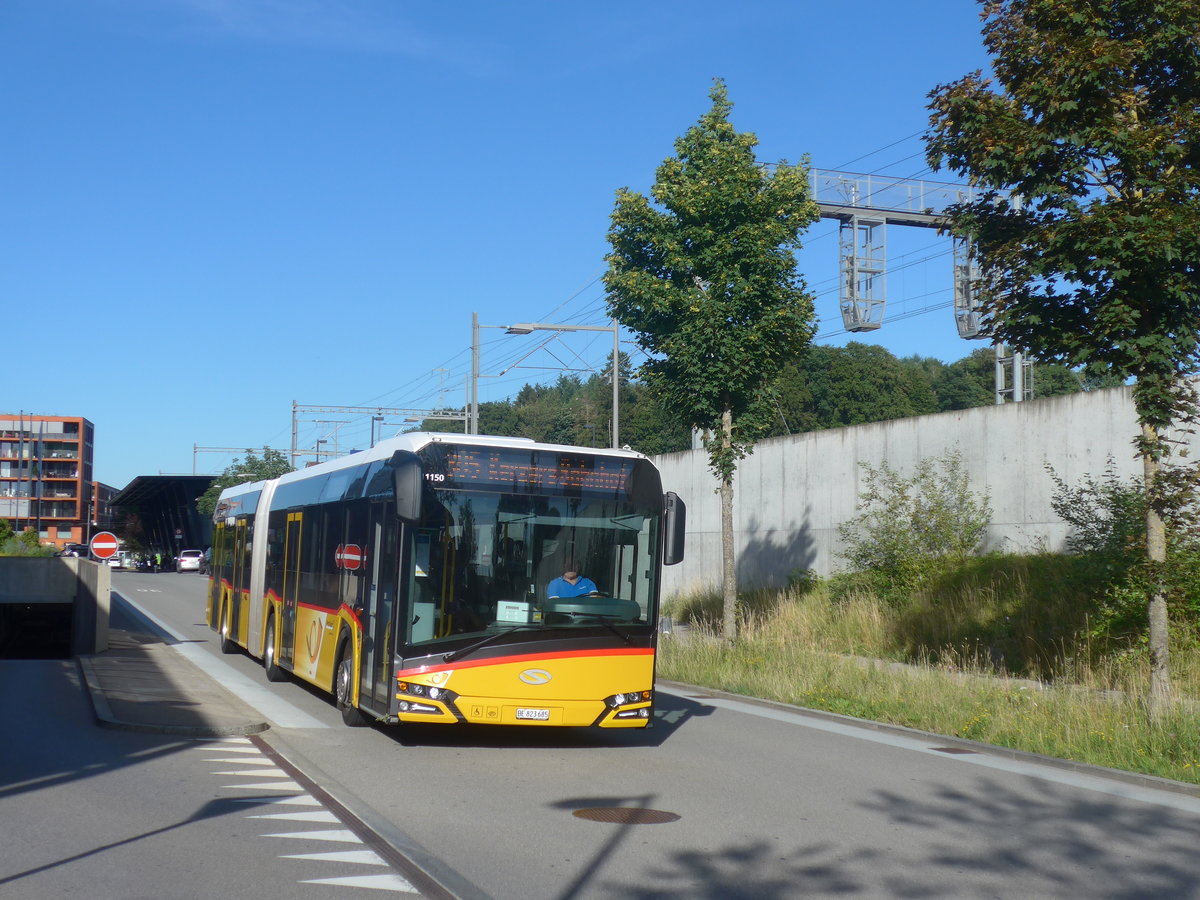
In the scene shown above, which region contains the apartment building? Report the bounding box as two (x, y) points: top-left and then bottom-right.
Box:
(0, 414), (114, 549)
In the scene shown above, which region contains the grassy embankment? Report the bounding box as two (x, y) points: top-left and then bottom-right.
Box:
(659, 554), (1200, 785)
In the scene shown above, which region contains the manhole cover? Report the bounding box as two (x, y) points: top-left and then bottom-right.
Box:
(931, 746), (978, 755)
(573, 807), (680, 824)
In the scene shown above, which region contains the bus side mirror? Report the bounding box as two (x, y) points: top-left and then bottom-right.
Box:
(391, 451), (423, 522)
(663, 491), (685, 565)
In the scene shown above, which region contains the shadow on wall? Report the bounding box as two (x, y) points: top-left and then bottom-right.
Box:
(736, 510), (816, 592)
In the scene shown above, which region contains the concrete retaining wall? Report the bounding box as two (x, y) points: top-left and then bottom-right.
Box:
(0, 557), (110, 654)
(654, 383), (1157, 599)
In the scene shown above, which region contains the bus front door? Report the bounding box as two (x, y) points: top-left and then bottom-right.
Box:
(359, 505), (398, 711)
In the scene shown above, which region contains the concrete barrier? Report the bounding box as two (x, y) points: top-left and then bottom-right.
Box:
(653, 382), (1164, 597)
(0, 556), (110, 655)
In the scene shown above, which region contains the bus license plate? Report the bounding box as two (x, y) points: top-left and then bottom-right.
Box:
(516, 707), (550, 721)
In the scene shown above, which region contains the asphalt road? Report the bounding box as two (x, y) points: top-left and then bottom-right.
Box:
(0, 654), (423, 898)
(90, 574), (1200, 897)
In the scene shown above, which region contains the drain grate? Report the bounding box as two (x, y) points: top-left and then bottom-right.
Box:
(931, 746), (978, 755)
(573, 807), (680, 825)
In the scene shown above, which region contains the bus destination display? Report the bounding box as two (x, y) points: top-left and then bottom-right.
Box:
(422, 446), (634, 496)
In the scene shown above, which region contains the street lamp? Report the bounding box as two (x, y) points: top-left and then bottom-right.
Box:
(471, 313), (519, 436)
(501, 320), (621, 449)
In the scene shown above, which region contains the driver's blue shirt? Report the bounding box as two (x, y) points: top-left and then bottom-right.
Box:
(547, 575), (597, 598)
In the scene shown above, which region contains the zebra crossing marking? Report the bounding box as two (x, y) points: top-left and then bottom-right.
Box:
(202, 737), (419, 894)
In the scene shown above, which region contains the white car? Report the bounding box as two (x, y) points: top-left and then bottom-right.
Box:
(177, 549), (204, 573)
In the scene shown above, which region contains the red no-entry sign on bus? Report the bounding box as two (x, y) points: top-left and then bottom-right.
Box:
(334, 544), (365, 571)
(90, 531), (119, 559)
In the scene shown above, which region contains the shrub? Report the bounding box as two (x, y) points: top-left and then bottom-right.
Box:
(0, 528), (54, 556)
(1046, 461), (1200, 648)
(836, 449), (992, 605)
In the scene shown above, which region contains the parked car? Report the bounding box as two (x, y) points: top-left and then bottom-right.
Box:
(177, 549), (204, 573)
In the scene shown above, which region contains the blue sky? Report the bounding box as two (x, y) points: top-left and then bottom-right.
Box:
(2, 0), (994, 488)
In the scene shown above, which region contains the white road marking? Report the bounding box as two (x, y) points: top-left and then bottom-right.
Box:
(249, 810), (342, 823)
(118, 592), (328, 729)
(301, 874), (418, 892)
(233, 795), (321, 806)
(265, 829), (362, 843)
(198, 733), (421, 894)
(223, 780), (303, 790)
(282, 850), (389, 865)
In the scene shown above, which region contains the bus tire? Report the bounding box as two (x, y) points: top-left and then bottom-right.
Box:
(335, 648), (369, 727)
(219, 605), (237, 654)
(263, 616), (288, 683)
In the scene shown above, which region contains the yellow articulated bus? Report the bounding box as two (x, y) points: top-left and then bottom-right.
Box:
(206, 433), (685, 728)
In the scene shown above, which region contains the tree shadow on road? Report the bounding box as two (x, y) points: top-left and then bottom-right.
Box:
(585, 772), (1200, 898)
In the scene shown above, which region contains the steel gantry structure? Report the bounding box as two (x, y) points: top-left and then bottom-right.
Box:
(809, 168), (1030, 403)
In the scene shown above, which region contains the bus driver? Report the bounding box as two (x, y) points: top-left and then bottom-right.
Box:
(547, 559), (599, 598)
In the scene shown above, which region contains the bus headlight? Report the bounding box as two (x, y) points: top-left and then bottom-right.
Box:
(606, 690), (652, 708)
(397, 681), (457, 712)
(614, 707), (651, 719)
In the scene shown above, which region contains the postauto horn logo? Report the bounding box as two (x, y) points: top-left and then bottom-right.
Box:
(519, 668), (552, 685)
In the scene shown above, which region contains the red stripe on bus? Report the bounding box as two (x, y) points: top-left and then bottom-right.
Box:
(396, 646), (652, 678)
(286, 598), (362, 631)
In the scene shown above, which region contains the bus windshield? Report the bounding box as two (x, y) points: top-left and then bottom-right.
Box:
(403, 486), (660, 646)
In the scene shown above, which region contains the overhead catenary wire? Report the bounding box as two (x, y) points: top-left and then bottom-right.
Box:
(294, 130), (963, 453)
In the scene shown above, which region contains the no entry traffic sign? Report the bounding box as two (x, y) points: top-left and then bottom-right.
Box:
(334, 543), (365, 571)
(90, 531), (119, 559)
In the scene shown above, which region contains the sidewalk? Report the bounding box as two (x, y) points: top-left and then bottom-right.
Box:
(78, 626), (269, 737)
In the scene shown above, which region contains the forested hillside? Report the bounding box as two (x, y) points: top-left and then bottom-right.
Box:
(418, 344), (1091, 455)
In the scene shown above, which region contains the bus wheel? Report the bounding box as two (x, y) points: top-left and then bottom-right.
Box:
(263, 616), (288, 683)
(335, 649), (369, 727)
(219, 608), (237, 654)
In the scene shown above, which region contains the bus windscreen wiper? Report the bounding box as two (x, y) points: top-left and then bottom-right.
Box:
(557, 611), (634, 644)
(442, 625), (543, 663)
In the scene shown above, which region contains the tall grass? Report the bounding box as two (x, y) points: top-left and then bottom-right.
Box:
(659, 560), (1200, 784)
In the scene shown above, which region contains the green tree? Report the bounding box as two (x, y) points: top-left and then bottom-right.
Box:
(1034, 362), (1086, 398)
(117, 511), (146, 554)
(0, 519), (52, 556)
(941, 346), (1083, 404)
(620, 380), (693, 456)
(773, 343), (939, 435)
(942, 348), (999, 409)
(196, 448), (293, 517)
(604, 79), (820, 643)
(927, 0), (1200, 713)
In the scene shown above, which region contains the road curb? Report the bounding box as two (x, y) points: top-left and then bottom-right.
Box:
(257, 728), (493, 900)
(77, 655), (270, 737)
(660, 679), (1200, 800)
